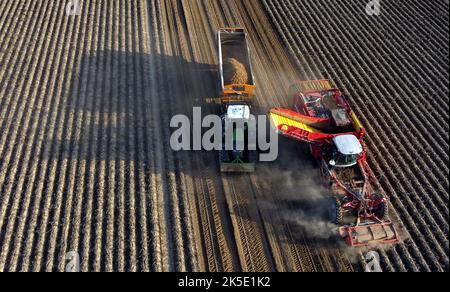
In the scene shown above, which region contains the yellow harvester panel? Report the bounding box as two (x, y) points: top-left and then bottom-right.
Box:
(269, 112), (323, 134)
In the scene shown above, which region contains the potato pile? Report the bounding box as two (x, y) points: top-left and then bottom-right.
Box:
(224, 58), (248, 85)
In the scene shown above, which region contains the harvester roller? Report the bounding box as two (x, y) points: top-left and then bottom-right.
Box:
(339, 222), (399, 247)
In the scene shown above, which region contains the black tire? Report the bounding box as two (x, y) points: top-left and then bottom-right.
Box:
(248, 150), (258, 163)
(219, 150), (229, 163)
(330, 197), (344, 225)
(374, 195), (389, 220)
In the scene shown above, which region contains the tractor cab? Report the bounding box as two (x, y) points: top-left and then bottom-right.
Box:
(225, 104), (251, 158)
(226, 104), (251, 120)
(329, 135), (363, 168)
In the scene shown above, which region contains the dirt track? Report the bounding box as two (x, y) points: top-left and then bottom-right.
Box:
(0, 0), (448, 272)
(154, 0), (362, 272)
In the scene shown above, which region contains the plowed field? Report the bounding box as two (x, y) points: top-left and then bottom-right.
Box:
(0, 0), (447, 272)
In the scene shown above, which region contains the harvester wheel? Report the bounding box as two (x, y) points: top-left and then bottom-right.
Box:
(374, 195), (389, 220)
(330, 197), (344, 225)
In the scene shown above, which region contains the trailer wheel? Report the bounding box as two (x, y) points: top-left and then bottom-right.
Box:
(330, 197), (344, 225)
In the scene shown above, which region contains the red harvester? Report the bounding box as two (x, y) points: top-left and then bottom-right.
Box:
(269, 80), (400, 247)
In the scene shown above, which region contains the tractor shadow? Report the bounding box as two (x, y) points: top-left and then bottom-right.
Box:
(35, 49), (218, 271)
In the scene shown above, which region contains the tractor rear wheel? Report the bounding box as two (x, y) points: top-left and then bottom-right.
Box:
(248, 150), (258, 163)
(330, 197), (344, 225)
(219, 150), (229, 163)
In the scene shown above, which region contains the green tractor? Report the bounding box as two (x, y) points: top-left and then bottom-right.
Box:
(219, 104), (257, 173)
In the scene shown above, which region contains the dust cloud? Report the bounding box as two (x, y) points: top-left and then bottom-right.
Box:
(257, 142), (338, 241)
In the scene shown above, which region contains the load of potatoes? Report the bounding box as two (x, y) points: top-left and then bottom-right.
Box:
(223, 58), (248, 85)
